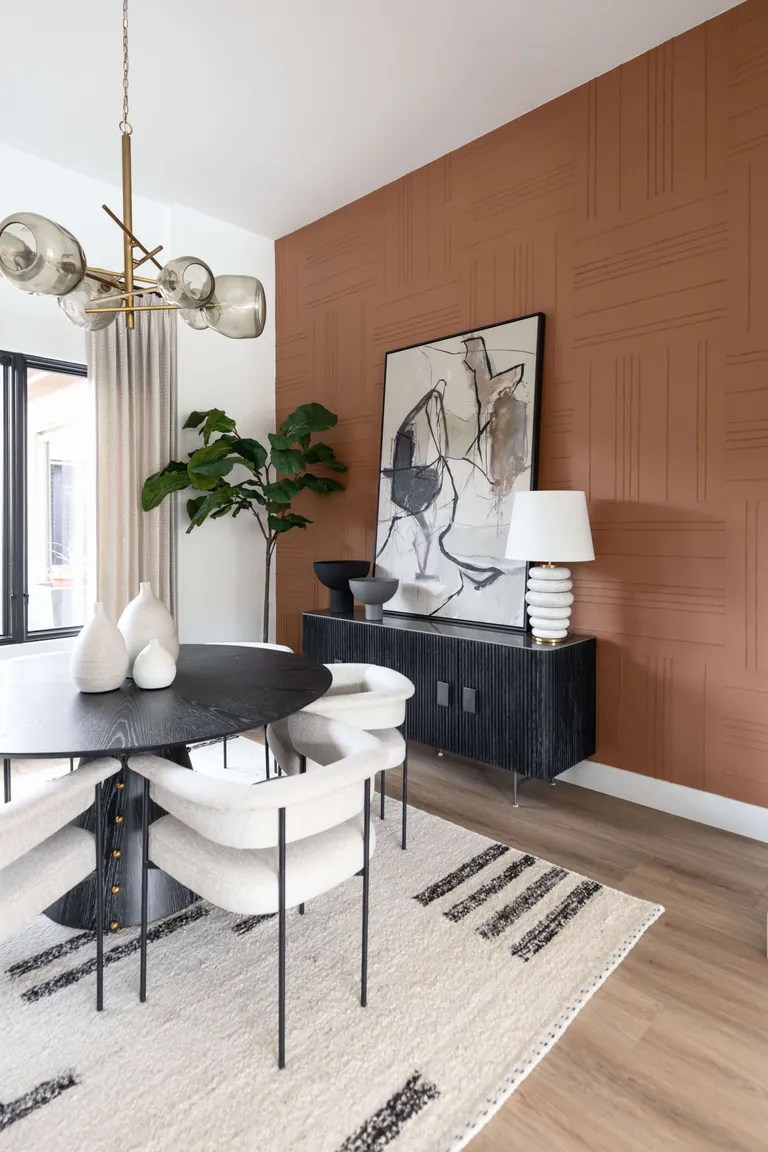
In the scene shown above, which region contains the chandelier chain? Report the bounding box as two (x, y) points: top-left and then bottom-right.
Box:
(120, 0), (132, 135)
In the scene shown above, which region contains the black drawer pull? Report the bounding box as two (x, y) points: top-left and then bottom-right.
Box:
(462, 687), (476, 714)
(436, 681), (450, 707)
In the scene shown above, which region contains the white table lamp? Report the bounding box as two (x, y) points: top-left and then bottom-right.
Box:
(505, 490), (594, 643)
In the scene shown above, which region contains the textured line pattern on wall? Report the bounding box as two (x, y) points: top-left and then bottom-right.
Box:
(276, 1), (768, 808)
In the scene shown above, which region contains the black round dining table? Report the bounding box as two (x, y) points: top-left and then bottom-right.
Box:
(0, 644), (332, 930)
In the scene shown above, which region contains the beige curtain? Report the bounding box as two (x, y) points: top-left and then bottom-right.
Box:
(88, 304), (177, 623)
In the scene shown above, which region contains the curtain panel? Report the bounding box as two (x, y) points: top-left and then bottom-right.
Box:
(88, 305), (177, 623)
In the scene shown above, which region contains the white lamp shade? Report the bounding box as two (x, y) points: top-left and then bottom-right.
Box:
(505, 490), (595, 563)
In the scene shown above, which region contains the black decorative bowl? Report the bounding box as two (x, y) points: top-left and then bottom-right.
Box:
(313, 560), (370, 614)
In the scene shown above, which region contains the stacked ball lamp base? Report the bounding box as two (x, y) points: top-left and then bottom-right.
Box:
(525, 564), (574, 644)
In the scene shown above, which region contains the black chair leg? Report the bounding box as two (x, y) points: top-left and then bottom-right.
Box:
(299, 754), (306, 775)
(379, 770), (386, 819)
(140, 776), (150, 1003)
(95, 781), (104, 1011)
(278, 807), (286, 1069)
(69, 757), (74, 773)
(3, 758), (10, 803)
(264, 726), (270, 780)
(362, 777), (371, 1007)
(223, 737), (228, 771)
(401, 744), (408, 851)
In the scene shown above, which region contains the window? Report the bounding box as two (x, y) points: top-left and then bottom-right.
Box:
(1, 351), (95, 642)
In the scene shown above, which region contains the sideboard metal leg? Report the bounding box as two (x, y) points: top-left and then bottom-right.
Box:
(3, 758), (10, 803)
(513, 771), (519, 808)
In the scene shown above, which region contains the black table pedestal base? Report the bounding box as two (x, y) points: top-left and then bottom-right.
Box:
(45, 744), (198, 931)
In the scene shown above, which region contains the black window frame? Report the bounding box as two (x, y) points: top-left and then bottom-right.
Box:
(0, 350), (88, 645)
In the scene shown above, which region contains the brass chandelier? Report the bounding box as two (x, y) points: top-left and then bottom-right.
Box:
(0, 0), (266, 339)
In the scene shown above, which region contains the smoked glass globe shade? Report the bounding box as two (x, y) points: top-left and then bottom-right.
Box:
(204, 275), (266, 340)
(58, 276), (118, 331)
(157, 256), (214, 309)
(0, 212), (86, 295)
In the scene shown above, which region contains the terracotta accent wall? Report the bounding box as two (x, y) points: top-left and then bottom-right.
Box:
(275, 0), (768, 807)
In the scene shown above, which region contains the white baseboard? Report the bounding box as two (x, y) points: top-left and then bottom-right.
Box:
(559, 760), (768, 845)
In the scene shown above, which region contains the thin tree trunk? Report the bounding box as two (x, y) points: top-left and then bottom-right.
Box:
(262, 538), (273, 643)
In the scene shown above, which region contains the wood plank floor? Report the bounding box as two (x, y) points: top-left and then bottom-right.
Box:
(383, 743), (768, 1152)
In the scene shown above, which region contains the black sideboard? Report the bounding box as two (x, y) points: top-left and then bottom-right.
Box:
(302, 610), (596, 781)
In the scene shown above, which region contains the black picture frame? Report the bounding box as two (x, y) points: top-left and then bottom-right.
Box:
(373, 311), (545, 633)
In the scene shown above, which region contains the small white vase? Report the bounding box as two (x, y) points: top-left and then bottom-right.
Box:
(133, 639), (177, 690)
(70, 602), (129, 693)
(118, 582), (179, 674)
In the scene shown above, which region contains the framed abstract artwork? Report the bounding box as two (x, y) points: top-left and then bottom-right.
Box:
(374, 312), (545, 630)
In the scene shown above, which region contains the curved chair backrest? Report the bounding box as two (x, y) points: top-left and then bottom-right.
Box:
(302, 663), (415, 729)
(129, 714), (386, 852)
(0, 758), (120, 870)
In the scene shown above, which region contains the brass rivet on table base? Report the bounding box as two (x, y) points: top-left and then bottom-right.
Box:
(117, 782), (125, 790)
(115, 815), (124, 824)
(110, 921), (119, 931)
(111, 885), (120, 894)
(112, 849), (121, 858)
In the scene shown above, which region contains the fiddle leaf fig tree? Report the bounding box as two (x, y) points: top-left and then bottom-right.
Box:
(141, 402), (347, 642)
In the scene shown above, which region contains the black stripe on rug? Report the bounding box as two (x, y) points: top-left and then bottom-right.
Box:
(0, 1071), (78, 1133)
(510, 879), (601, 961)
(443, 855), (536, 922)
(413, 844), (510, 907)
(232, 913), (275, 936)
(336, 1072), (440, 1152)
(22, 906), (209, 1003)
(7, 931), (96, 979)
(477, 867), (567, 939)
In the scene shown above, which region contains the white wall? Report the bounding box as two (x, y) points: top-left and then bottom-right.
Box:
(171, 206), (275, 643)
(0, 142), (275, 644)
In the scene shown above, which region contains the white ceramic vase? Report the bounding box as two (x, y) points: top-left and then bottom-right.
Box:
(133, 639), (177, 690)
(70, 602), (129, 693)
(118, 582), (179, 674)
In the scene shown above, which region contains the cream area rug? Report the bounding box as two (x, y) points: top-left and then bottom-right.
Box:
(1, 745), (663, 1152)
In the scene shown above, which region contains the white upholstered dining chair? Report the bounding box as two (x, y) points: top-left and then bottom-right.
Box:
(0, 757), (121, 1009)
(128, 712), (387, 1068)
(291, 663), (415, 849)
(203, 640), (293, 776)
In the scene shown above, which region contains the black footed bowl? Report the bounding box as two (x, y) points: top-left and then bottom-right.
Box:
(313, 560), (370, 614)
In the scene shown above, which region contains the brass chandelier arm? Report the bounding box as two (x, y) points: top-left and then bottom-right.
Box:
(87, 267), (158, 285)
(85, 303), (180, 313)
(95, 287), (161, 303)
(102, 204), (163, 271)
(133, 245), (163, 271)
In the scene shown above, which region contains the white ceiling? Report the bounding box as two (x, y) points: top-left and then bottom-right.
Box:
(0, 0), (739, 240)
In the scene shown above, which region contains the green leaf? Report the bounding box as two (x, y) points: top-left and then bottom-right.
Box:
(279, 403), (337, 443)
(188, 440), (234, 468)
(281, 512), (311, 527)
(201, 409), (237, 445)
(300, 473), (345, 495)
(186, 495), (205, 521)
(268, 432), (293, 451)
(182, 410), (208, 430)
(186, 486), (236, 531)
(304, 441), (348, 472)
(270, 447), (306, 475)
(232, 437), (268, 470)
(211, 506), (231, 519)
(263, 478), (301, 504)
(141, 461), (189, 511)
(189, 459), (236, 479)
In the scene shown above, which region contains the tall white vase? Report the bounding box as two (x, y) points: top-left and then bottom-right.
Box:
(70, 602), (129, 693)
(118, 582), (179, 674)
